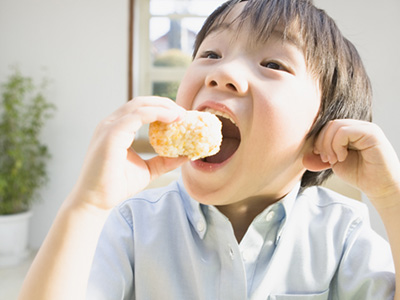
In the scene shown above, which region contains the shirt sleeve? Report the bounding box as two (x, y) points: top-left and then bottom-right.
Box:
(86, 205), (135, 300)
(331, 216), (395, 299)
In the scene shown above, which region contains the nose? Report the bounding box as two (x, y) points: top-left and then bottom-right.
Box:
(205, 60), (249, 95)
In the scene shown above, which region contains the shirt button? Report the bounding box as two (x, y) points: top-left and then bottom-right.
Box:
(196, 221), (205, 232)
(242, 250), (252, 262)
(266, 211), (275, 222)
(265, 240), (274, 247)
(229, 245), (235, 260)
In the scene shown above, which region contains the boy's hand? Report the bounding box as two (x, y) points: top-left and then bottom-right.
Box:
(304, 119), (400, 209)
(70, 97), (188, 210)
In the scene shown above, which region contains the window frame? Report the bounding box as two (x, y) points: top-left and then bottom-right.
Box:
(131, 0), (221, 100)
(129, 0), (225, 144)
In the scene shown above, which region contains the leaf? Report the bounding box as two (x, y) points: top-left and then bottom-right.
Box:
(0, 68), (56, 214)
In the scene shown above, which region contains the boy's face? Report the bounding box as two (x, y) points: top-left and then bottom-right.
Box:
(176, 3), (321, 206)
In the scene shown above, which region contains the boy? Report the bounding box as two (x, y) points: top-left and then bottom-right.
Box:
(19, 0), (400, 299)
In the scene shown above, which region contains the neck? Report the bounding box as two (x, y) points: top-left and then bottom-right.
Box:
(216, 195), (279, 243)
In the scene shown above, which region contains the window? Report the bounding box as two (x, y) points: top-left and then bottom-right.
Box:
(132, 0), (226, 100)
(130, 0), (226, 144)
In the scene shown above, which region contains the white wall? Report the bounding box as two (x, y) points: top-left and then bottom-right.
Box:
(0, 0), (128, 248)
(313, 1), (400, 151)
(0, 0), (399, 249)
(314, 0), (400, 239)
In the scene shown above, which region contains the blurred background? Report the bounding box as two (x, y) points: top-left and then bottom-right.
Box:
(0, 0), (399, 295)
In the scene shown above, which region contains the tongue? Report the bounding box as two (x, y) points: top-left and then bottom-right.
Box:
(204, 137), (240, 164)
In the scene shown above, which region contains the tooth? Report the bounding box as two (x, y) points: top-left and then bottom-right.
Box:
(204, 108), (236, 125)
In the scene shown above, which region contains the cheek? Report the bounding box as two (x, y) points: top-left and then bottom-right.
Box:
(175, 83), (192, 110)
(250, 95), (319, 151)
(176, 67), (203, 110)
(274, 86), (320, 136)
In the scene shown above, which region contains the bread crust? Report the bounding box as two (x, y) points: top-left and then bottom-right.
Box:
(149, 111), (222, 160)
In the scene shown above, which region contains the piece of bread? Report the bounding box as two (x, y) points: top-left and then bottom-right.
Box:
(149, 111), (222, 160)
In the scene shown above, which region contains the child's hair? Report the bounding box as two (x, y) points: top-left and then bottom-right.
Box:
(192, 0), (372, 188)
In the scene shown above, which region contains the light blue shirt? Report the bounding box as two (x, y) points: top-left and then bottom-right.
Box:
(87, 178), (395, 299)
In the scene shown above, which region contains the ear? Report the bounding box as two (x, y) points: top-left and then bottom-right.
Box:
(302, 151), (332, 172)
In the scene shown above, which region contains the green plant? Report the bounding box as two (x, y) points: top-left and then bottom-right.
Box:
(0, 69), (55, 214)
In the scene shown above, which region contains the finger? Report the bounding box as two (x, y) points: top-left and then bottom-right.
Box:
(331, 125), (356, 162)
(302, 151), (332, 172)
(104, 106), (186, 149)
(146, 156), (189, 181)
(314, 120), (338, 164)
(315, 119), (374, 165)
(332, 122), (384, 160)
(106, 97), (185, 122)
(126, 105), (185, 127)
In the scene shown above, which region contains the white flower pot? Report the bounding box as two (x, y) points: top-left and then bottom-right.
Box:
(0, 211), (32, 267)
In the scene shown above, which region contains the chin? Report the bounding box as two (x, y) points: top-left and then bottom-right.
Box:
(181, 167), (233, 205)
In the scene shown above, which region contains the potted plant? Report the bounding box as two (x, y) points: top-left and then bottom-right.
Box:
(0, 69), (55, 267)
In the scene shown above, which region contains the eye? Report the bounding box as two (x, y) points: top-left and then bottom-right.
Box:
(261, 61), (286, 71)
(201, 51), (221, 60)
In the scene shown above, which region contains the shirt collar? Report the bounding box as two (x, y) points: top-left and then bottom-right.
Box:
(275, 182), (300, 244)
(178, 177), (301, 241)
(178, 177), (208, 239)
(279, 181), (300, 222)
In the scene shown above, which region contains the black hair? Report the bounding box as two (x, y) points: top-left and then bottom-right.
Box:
(193, 0), (372, 188)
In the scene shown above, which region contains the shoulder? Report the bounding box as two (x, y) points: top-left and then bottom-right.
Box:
(290, 186), (372, 241)
(115, 180), (186, 228)
(299, 185), (369, 219)
(123, 180), (182, 205)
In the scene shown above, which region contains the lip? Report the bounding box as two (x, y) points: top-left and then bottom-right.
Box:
(191, 100), (241, 172)
(195, 101), (239, 127)
(190, 154), (235, 172)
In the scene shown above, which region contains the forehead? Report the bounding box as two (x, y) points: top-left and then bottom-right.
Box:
(202, 1), (305, 53)
(205, 23), (302, 53)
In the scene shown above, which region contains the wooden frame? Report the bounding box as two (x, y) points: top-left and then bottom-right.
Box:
(128, 0), (134, 100)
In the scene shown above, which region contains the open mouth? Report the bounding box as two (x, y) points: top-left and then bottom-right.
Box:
(201, 109), (241, 164)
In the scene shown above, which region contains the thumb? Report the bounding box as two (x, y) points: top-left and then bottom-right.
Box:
(146, 156), (188, 181)
(303, 151), (332, 172)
